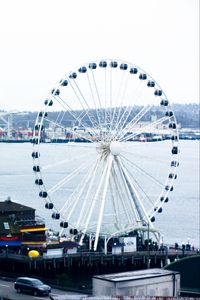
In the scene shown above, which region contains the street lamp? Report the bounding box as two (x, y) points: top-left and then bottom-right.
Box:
(138, 219), (153, 269)
(147, 222), (150, 269)
(5, 244), (8, 257)
(141, 220), (150, 269)
(159, 235), (164, 251)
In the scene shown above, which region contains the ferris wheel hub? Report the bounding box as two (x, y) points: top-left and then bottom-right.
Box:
(110, 141), (122, 156)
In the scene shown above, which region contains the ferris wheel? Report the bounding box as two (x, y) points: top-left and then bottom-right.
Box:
(32, 59), (179, 252)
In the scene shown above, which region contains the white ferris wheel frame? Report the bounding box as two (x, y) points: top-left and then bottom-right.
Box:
(32, 59), (179, 251)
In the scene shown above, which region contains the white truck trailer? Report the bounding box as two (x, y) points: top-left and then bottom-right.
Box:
(93, 268), (180, 297)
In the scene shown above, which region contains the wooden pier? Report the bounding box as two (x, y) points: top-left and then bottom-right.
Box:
(0, 249), (197, 292)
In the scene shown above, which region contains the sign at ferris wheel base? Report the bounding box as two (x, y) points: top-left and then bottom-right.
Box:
(120, 237), (137, 253)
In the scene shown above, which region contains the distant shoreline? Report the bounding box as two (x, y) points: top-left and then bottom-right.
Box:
(0, 135), (199, 143)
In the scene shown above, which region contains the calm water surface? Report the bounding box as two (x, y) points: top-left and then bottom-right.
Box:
(0, 140), (199, 247)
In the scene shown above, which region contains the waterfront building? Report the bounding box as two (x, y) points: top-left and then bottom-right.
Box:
(0, 197), (47, 249)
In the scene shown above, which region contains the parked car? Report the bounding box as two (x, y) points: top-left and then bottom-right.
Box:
(14, 277), (51, 296)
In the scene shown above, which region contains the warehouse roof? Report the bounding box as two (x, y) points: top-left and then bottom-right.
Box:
(0, 198), (35, 213)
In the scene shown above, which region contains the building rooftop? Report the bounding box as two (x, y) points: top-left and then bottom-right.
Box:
(0, 198), (35, 213)
(93, 269), (179, 282)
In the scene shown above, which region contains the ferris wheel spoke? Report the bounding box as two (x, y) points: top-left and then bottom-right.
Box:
(41, 152), (94, 171)
(111, 71), (129, 132)
(90, 70), (102, 109)
(121, 148), (169, 166)
(120, 154), (164, 188)
(69, 79), (101, 132)
(76, 158), (101, 235)
(60, 157), (98, 221)
(111, 165), (133, 226)
(60, 166), (95, 215)
(44, 117), (66, 131)
(51, 96), (96, 135)
(109, 67), (113, 116)
(68, 79), (92, 111)
(113, 105), (133, 138)
(98, 66), (109, 129)
(104, 68), (108, 126)
(120, 156), (156, 207)
(85, 72), (103, 132)
(116, 73), (144, 135)
(52, 95), (98, 139)
(120, 115), (169, 142)
(58, 79), (100, 135)
(47, 160), (91, 195)
(117, 105), (153, 140)
(110, 67), (129, 135)
(115, 158), (143, 224)
(116, 77), (149, 134)
(55, 110), (67, 127)
(120, 154), (168, 210)
(54, 95), (83, 122)
(44, 116), (94, 143)
(80, 156), (112, 246)
(107, 66), (115, 136)
(108, 175), (122, 231)
(115, 160), (140, 225)
(129, 78), (146, 105)
(117, 105), (151, 140)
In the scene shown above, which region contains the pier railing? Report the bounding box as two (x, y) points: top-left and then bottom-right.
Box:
(0, 248), (198, 262)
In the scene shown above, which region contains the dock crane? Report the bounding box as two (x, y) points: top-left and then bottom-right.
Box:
(0, 110), (27, 138)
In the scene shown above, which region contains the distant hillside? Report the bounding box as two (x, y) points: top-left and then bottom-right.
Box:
(7, 103), (200, 130)
(172, 103), (199, 128)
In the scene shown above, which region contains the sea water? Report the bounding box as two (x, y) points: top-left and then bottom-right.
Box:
(0, 140), (199, 248)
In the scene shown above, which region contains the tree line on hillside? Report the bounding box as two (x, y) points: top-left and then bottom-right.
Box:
(6, 103), (200, 130)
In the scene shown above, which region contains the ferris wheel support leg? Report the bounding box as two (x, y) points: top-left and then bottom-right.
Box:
(93, 156), (113, 251)
(59, 228), (64, 238)
(156, 231), (161, 245)
(116, 158), (139, 224)
(118, 157), (152, 226)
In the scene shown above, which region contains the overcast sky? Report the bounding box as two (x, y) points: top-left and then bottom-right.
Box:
(0, 0), (199, 112)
